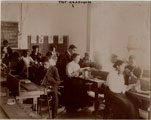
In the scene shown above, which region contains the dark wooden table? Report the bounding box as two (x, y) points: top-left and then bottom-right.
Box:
(84, 78), (105, 114)
(127, 90), (150, 118)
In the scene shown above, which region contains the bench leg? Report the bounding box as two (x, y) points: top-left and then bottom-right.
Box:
(33, 97), (37, 112)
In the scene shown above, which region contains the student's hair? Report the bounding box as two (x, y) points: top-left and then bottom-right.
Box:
(111, 54), (118, 59)
(13, 52), (20, 58)
(50, 45), (56, 51)
(22, 50), (28, 56)
(32, 45), (39, 50)
(129, 55), (135, 60)
(3, 39), (8, 44)
(85, 52), (89, 56)
(71, 53), (79, 60)
(68, 44), (77, 50)
(41, 56), (49, 63)
(113, 60), (124, 68)
(46, 51), (52, 58)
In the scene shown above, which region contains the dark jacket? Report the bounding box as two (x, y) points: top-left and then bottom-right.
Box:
(1, 46), (13, 66)
(36, 66), (61, 86)
(56, 51), (72, 81)
(30, 51), (42, 63)
(124, 65), (142, 85)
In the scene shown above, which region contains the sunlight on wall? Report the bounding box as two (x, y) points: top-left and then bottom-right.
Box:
(90, 2), (150, 70)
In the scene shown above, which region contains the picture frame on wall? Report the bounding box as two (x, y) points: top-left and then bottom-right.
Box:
(31, 35), (37, 43)
(38, 35), (44, 44)
(48, 35), (54, 44)
(58, 35), (63, 44)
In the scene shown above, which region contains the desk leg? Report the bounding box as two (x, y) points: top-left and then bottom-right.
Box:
(18, 99), (23, 104)
(94, 92), (99, 115)
(33, 97), (37, 112)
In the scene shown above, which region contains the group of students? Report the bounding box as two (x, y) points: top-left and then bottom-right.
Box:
(1, 40), (142, 119)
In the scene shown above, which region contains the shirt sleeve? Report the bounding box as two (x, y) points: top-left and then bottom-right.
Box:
(66, 63), (73, 78)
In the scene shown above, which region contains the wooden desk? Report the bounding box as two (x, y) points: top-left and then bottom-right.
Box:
(128, 91), (150, 102)
(84, 78), (105, 114)
(16, 81), (45, 111)
(127, 91), (150, 118)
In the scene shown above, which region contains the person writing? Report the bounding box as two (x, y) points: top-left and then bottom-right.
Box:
(106, 60), (139, 119)
(65, 53), (93, 112)
(35, 56), (61, 118)
(124, 55), (142, 85)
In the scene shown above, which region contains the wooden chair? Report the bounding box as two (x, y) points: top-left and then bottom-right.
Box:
(37, 87), (52, 118)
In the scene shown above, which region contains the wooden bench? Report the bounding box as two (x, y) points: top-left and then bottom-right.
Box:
(6, 73), (45, 111)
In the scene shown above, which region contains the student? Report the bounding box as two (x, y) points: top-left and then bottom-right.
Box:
(124, 55), (142, 85)
(56, 44), (77, 81)
(79, 52), (92, 68)
(106, 60), (139, 119)
(10, 52), (20, 74)
(1, 40), (13, 66)
(16, 50), (34, 78)
(30, 45), (42, 64)
(1, 52), (10, 77)
(36, 57), (60, 118)
(50, 45), (59, 61)
(46, 51), (56, 66)
(65, 53), (93, 111)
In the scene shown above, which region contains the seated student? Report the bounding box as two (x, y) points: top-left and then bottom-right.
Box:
(16, 50), (34, 78)
(35, 56), (60, 118)
(1, 52), (10, 77)
(65, 53), (93, 111)
(79, 52), (91, 67)
(79, 52), (98, 69)
(46, 51), (56, 66)
(106, 60), (139, 119)
(124, 55), (142, 85)
(10, 52), (21, 74)
(1, 39), (13, 67)
(30, 45), (42, 64)
(50, 45), (59, 62)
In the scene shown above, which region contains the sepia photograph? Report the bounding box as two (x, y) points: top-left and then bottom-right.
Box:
(0, 0), (150, 119)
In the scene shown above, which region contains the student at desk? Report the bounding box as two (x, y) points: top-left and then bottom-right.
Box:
(46, 51), (56, 66)
(36, 57), (60, 118)
(124, 55), (142, 85)
(106, 60), (139, 119)
(65, 53), (93, 112)
(16, 50), (34, 78)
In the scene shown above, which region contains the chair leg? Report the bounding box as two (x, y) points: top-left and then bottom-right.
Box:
(47, 94), (51, 119)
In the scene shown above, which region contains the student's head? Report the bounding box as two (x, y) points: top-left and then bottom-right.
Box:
(42, 57), (50, 69)
(32, 45), (39, 53)
(128, 55), (136, 66)
(68, 44), (77, 55)
(72, 53), (80, 63)
(84, 52), (90, 60)
(110, 54), (118, 63)
(22, 50), (29, 57)
(113, 60), (125, 74)
(13, 52), (20, 59)
(46, 51), (52, 59)
(3, 40), (8, 47)
(50, 45), (56, 52)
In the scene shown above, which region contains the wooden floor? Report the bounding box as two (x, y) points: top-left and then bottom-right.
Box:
(0, 96), (104, 119)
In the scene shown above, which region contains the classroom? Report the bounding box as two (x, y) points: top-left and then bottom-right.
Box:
(0, 1), (150, 119)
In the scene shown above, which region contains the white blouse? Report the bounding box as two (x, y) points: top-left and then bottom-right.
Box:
(106, 70), (126, 93)
(49, 58), (56, 66)
(66, 61), (80, 78)
(22, 56), (33, 67)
